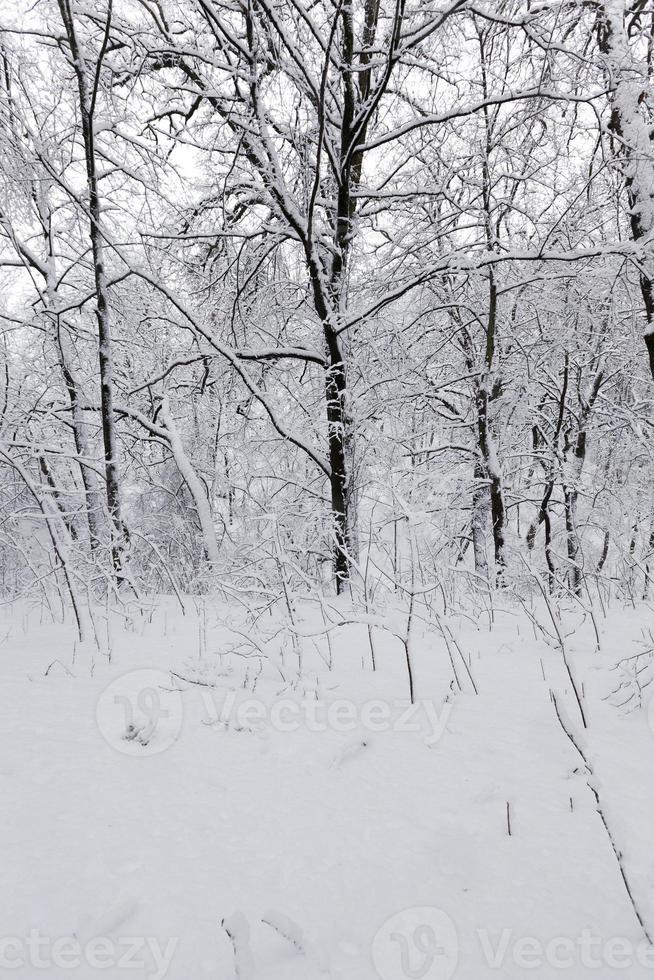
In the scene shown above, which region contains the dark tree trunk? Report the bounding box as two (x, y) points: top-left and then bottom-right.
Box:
(57, 0), (127, 578)
(475, 377), (506, 575)
(563, 486), (581, 596)
(324, 329), (351, 591)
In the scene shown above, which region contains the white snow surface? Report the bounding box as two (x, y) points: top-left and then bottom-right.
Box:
(0, 596), (653, 978)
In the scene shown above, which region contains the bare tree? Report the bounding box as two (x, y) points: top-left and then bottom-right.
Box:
(56, 0), (127, 576)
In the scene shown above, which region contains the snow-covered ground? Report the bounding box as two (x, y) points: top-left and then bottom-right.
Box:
(1, 595), (653, 978)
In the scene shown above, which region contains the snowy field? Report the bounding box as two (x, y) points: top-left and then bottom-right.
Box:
(1, 595), (653, 979)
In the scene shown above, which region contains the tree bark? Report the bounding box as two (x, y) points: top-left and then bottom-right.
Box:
(57, 0), (127, 577)
(159, 395), (220, 566)
(475, 273), (506, 577)
(471, 459), (490, 579)
(599, 0), (654, 379)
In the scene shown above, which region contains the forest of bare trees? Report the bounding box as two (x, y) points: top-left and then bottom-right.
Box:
(0, 0), (653, 632)
(5, 5), (654, 979)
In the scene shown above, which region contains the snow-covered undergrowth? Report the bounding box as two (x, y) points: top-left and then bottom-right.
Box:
(1, 594), (654, 979)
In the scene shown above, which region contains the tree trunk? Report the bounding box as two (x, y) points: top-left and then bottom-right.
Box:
(471, 459), (490, 579)
(159, 395), (220, 567)
(563, 486), (581, 596)
(476, 379), (506, 576)
(54, 323), (104, 553)
(599, 0), (654, 379)
(57, 0), (127, 578)
(324, 328), (352, 591)
(562, 426), (588, 596)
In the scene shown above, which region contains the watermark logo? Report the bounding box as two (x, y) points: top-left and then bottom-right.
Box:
(96, 669), (183, 756)
(0, 930), (177, 979)
(372, 911), (654, 976)
(201, 692), (452, 745)
(372, 907), (458, 980)
(96, 670), (453, 754)
(476, 928), (654, 970)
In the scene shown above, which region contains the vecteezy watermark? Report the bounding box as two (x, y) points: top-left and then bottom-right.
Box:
(200, 691), (453, 746)
(0, 930), (178, 979)
(96, 669), (184, 756)
(371, 908), (654, 978)
(476, 928), (654, 971)
(96, 669), (453, 754)
(372, 907), (458, 980)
